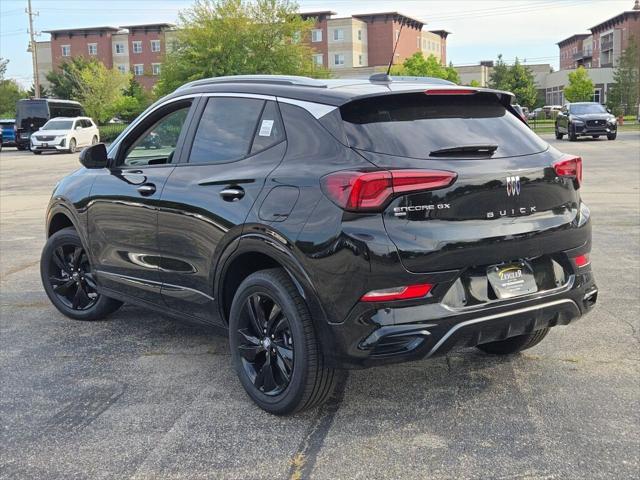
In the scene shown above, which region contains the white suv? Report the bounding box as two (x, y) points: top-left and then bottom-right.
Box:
(31, 117), (99, 154)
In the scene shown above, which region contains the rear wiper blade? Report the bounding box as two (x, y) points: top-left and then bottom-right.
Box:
(430, 144), (498, 156)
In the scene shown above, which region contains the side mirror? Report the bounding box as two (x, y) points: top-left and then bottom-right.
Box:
(75, 125), (82, 130)
(79, 143), (108, 169)
(606, 108), (611, 114)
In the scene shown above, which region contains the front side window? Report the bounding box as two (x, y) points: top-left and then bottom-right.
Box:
(311, 29), (322, 42)
(132, 41), (143, 53)
(150, 39), (161, 52)
(88, 43), (97, 55)
(61, 45), (71, 57)
(189, 97), (266, 164)
(121, 104), (191, 167)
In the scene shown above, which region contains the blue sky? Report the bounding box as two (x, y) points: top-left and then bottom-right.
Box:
(0, 0), (633, 87)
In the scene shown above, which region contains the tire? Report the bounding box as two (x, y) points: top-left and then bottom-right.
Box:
(477, 328), (550, 355)
(91, 136), (98, 145)
(568, 126), (577, 142)
(554, 125), (563, 140)
(68, 138), (77, 153)
(17, 144), (26, 151)
(33, 151), (42, 155)
(607, 133), (617, 140)
(229, 268), (338, 415)
(40, 227), (122, 321)
(592, 135), (600, 139)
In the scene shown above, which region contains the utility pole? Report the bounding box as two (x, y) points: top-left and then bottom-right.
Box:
(26, 0), (40, 98)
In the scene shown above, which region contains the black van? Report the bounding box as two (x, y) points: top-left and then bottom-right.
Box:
(15, 99), (84, 150)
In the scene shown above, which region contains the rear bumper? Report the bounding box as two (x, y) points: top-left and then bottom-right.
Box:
(321, 264), (596, 369)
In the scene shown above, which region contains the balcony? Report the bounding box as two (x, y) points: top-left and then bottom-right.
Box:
(573, 49), (593, 61)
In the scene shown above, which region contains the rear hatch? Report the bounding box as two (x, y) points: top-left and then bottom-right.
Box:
(340, 90), (584, 273)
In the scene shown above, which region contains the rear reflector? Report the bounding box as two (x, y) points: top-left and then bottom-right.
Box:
(361, 284), (433, 302)
(553, 156), (583, 186)
(320, 170), (457, 212)
(425, 89), (476, 96)
(573, 254), (590, 267)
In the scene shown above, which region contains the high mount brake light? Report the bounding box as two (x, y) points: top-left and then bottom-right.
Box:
(320, 170), (457, 212)
(553, 156), (583, 185)
(425, 89), (477, 95)
(361, 284), (433, 302)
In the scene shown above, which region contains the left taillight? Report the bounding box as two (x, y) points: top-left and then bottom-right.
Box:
(320, 169), (457, 212)
(553, 155), (583, 186)
(361, 283), (433, 302)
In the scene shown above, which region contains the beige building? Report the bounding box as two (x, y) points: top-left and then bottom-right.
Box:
(325, 17), (369, 69)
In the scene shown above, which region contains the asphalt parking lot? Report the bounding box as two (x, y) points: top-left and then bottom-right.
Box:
(1, 132), (639, 480)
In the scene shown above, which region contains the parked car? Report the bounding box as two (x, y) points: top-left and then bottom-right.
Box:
(40, 75), (597, 415)
(511, 104), (528, 124)
(528, 107), (543, 120)
(31, 117), (99, 154)
(555, 102), (617, 141)
(15, 98), (84, 150)
(0, 118), (16, 147)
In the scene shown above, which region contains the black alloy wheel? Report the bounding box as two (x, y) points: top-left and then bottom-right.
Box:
(229, 268), (338, 415)
(236, 293), (294, 396)
(41, 227), (122, 320)
(48, 244), (98, 311)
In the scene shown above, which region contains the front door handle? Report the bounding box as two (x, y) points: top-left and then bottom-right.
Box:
(137, 184), (156, 196)
(219, 187), (245, 201)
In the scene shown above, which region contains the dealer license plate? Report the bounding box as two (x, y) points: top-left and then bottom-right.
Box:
(487, 262), (538, 299)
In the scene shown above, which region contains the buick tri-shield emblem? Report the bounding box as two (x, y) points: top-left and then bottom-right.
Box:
(506, 176), (521, 196)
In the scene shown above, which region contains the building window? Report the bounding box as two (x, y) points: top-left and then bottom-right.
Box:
(117, 64), (128, 73)
(150, 39), (161, 52)
(357, 30), (362, 41)
(593, 88), (602, 103)
(87, 43), (97, 55)
(422, 39), (427, 49)
(132, 41), (142, 54)
(311, 29), (322, 42)
(61, 45), (71, 57)
(313, 54), (323, 66)
(333, 54), (345, 66)
(358, 54), (363, 65)
(395, 30), (400, 41)
(152, 63), (161, 76)
(114, 43), (125, 54)
(133, 64), (144, 76)
(333, 29), (344, 41)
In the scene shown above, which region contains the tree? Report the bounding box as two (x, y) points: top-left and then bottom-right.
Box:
(607, 37), (639, 116)
(46, 57), (94, 99)
(0, 58), (27, 117)
(113, 79), (152, 122)
(468, 79), (481, 87)
(156, 0), (328, 96)
(563, 66), (594, 102)
(73, 62), (131, 123)
(390, 52), (458, 82)
(488, 54), (510, 90)
(507, 58), (538, 109)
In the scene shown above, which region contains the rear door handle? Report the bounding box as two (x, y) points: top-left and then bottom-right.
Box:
(219, 187), (245, 201)
(137, 184), (156, 196)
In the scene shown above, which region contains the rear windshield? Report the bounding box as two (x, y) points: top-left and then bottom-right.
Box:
(16, 100), (49, 122)
(340, 93), (547, 159)
(42, 120), (73, 130)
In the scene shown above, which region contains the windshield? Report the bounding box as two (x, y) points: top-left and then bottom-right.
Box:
(42, 120), (73, 130)
(340, 92), (547, 159)
(570, 104), (606, 115)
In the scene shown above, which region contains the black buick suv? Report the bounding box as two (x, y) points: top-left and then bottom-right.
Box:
(40, 75), (597, 414)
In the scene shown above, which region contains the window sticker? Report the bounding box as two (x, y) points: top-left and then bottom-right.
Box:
(258, 120), (274, 137)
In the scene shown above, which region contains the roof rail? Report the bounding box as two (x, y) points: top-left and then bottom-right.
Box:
(177, 75), (328, 91)
(368, 74), (456, 86)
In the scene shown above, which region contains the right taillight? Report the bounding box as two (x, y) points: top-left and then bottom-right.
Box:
(320, 169), (457, 212)
(553, 156), (583, 186)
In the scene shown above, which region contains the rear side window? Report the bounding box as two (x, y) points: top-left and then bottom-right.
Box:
(250, 101), (285, 154)
(189, 97), (265, 164)
(340, 93), (547, 159)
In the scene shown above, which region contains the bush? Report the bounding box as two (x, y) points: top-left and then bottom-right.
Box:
(99, 123), (128, 143)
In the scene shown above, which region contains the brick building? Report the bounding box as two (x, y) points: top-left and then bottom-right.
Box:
(301, 11), (449, 74)
(36, 23), (176, 91)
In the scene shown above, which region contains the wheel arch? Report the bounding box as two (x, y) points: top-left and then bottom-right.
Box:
(215, 234), (332, 343)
